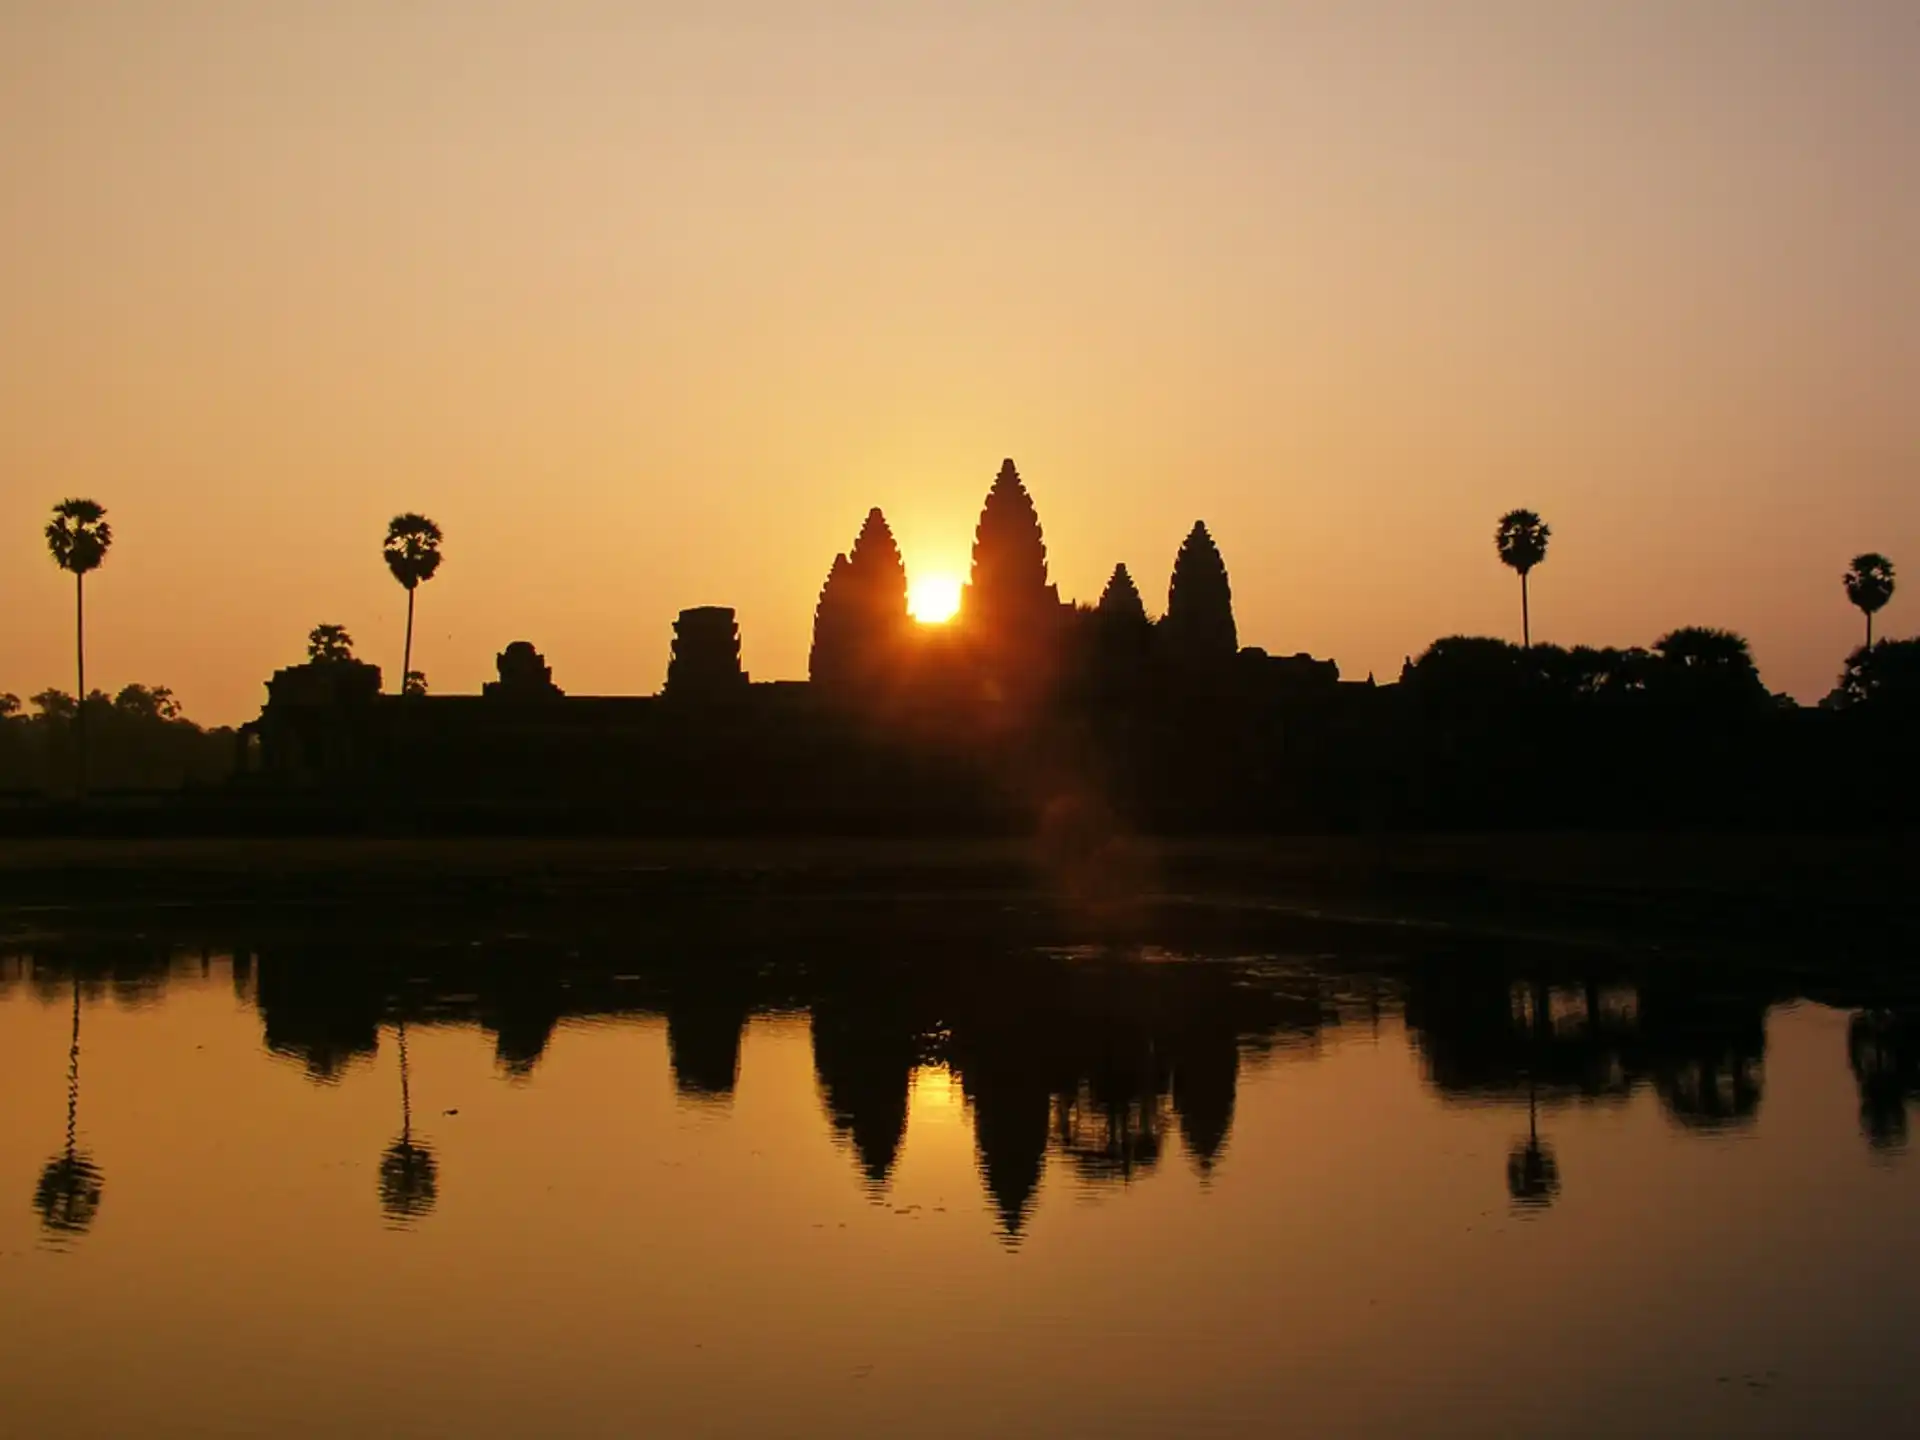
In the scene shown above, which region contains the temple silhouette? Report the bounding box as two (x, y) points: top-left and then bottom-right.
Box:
(216, 456), (1914, 833)
(231, 459), (1369, 830)
(11, 929), (1913, 1245)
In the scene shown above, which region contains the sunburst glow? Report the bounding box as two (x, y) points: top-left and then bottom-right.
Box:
(909, 573), (962, 624)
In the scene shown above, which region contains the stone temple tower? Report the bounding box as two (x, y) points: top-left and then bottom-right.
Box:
(664, 606), (749, 700)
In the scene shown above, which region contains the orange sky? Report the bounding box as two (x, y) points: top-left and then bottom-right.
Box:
(3, 2), (1915, 723)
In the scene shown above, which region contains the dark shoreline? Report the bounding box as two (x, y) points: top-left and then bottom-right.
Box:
(5, 832), (1915, 970)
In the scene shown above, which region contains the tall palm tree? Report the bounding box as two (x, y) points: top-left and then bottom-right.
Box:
(382, 513), (443, 696)
(379, 1017), (438, 1224)
(1844, 553), (1896, 648)
(44, 499), (113, 795)
(34, 976), (104, 1239)
(1494, 509), (1551, 648)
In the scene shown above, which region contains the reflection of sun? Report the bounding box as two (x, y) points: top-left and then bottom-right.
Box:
(909, 573), (962, 624)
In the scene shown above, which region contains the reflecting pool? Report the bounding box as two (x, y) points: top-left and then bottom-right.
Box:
(3, 907), (1917, 1437)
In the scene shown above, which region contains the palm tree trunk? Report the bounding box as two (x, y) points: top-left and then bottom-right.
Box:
(66, 978), (82, 1166)
(1521, 571), (1532, 650)
(1867, 612), (1874, 649)
(75, 573), (87, 797)
(398, 1018), (412, 1146)
(402, 588), (416, 696)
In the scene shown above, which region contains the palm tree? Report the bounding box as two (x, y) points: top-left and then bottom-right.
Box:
(34, 976), (104, 1239)
(382, 513), (443, 696)
(44, 499), (113, 795)
(1494, 509), (1551, 648)
(378, 1017), (438, 1223)
(1844, 553), (1896, 648)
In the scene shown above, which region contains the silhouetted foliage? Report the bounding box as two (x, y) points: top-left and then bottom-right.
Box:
(44, 498), (112, 579)
(307, 624), (355, 664)
(1844, 553), (1896, 648)
(1825, 639), (1920, 713)
(1161, 522), (1237, 660)
(403, 670), (429, 697)
(1495, 508), (1550, 647)
(0, 685), (232, 794)
(383, 513), (443, 697)
(1647, 627), (1768, 710)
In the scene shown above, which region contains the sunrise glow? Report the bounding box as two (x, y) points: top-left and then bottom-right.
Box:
(909, 574), (962, 625)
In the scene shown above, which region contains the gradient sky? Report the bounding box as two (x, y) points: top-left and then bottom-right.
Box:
(3, 1), (1915, 723)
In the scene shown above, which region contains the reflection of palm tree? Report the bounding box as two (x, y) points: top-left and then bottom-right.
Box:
(1506, 1075), (1560, 1209)
(378, 1019), (438, 1223)
(34, 978), (103, 1237)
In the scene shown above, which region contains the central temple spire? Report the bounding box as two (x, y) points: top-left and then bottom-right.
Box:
(963, 459), (1058, 635)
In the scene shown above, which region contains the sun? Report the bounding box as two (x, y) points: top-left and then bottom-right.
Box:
(908, 573), (962, 625)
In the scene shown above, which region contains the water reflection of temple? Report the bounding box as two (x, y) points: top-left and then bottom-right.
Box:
(3, 942), (1353, 1239)
(8, 941), (1918, 1243)
(1402, 957), (1772, 1133)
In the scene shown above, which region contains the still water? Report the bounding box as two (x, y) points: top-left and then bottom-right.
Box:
(3, 911), (1917, 1438)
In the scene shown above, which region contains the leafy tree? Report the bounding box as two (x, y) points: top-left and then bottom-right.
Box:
(44, 498), (113, 794)
(1494, 509), (1551, 648)
(1403, 636), (1533, 703)
(1649, 627), (1768, 707)
(1844, 553), (1896, 647)
(1825, 638), (1920, 712)
(112, 684), (180, 722)
(307, 624), (355, 664)
(1554, 644), (1650, 701)
(403, 670), (429, 697)
(1162, 522), (1237, 659)
(382, 513), (443, 697)
(31, 689), (77, 722)
(0, 694), (19, 720)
